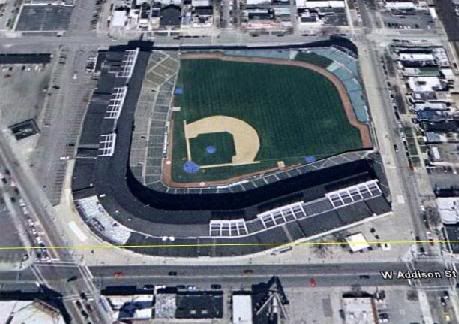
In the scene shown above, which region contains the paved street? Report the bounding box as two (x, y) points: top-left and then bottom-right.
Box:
(0, 129), (108, 323)
(356, 0), (447, 256)
(0, 260), (455, 291)
(90, 261), (457, 289)
(31, 46), (97, 205)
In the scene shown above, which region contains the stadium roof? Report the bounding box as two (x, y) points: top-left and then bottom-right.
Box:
(0, 53), (51, 64)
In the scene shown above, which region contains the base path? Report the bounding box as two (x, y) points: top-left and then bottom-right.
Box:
(181, 52), (372, 148)
(185, 115), (260, 166)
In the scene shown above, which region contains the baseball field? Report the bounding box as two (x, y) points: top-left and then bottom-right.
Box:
(169, 54), (365, 184)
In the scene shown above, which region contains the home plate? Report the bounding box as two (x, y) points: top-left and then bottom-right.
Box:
(69, 221), (87, 242)
(397, 195), (405, 205)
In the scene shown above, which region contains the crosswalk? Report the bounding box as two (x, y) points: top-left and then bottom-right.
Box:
(30, 263), (49, 286)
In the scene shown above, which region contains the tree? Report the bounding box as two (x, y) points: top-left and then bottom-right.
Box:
(427, 207), (441, 227)
(312, 239), (331, 258)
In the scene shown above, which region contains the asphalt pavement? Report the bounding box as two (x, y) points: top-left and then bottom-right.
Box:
(1, 260), (455, 288)
(0, 129), (108, 323)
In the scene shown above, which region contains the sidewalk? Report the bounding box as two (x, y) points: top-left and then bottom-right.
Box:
(418, 290), (434, 324)
(58, 181), (412, 266)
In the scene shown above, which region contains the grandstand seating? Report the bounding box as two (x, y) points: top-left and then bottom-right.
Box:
(76, 196), (131, 244)
(308, 47), (369, 123)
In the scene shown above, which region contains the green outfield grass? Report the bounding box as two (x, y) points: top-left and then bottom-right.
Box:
(171, 58), (362, 183)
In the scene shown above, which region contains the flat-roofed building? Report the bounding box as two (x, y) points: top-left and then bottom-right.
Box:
(296, 0), (344, 8)
(408, 76), (444, 92)
(155, 290), (223, 320)
(306, 0), (345, 8)
(106, 294), (154, 321)
(232, 294), (253, 324)
(437, 197), (459, 224)
(384, 0), (416, 10)
(0, 300), (65, 324)
(346, 233), (370, 252)
(413, 102), (450, 112)
(160, 5), (182, 27)
(342, 297), (377, 324)
(399, 52), (435, 62)
(111, 9), (128, 28)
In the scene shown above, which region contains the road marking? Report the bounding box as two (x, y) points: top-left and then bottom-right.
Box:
(68, 221), (87, 242)
(30, 264), (49, 287)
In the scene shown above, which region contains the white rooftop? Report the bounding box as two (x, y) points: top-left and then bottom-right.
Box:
(192, 0), (211, 6)
(385, 1), (416, 9)
(399, 53), (434, 61)
(413, 102), (449, 111)
(109, 294), (154, 308)
(232, 295), (253, 324)
(305, 0), (345, 8)
(441, 68), (454, 79)
(342, 297), (376, 324)
(437, 197), (459, 224)
(408, 76), (441, 92)
(346, 233), (370, 252)
(135, 307), (152, 319)
(112, 10), (128, 27)
(295, 0), (306, 7)
(0, 301), (65, 324)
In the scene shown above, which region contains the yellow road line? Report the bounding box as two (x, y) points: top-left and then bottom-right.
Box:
(0, 239), (452, 251)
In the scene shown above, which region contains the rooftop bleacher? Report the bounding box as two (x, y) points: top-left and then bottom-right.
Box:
(208, 180), (384, 238)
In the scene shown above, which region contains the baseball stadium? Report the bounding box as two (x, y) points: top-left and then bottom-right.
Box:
(71, 40), (392, 257)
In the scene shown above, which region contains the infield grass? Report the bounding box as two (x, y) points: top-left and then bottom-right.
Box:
(171, 58), (362, 183)
(189, 132), (235, 166)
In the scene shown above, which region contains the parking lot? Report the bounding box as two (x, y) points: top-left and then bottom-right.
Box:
(285, 286), (427, 324)
(0, 203), (27, 268)
(0, 0), (21, 30)
(66, 0), (102, 33)
(429, 167), (459, 189)
(15, 5), (73, 31)
(427, 290), (457, 324)
(382, 289), (425, 324)
(0, 62), (52, 128)
(381, 10), (434, 30)
(0, 167), (56, 264)
(321, 8), (349, 26)
(285, 287), (342, 323)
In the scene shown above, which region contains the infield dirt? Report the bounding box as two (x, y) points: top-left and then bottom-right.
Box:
(185, 116), (260, 167)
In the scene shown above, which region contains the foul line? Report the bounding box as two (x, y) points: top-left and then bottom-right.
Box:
(0, 239), (452, 252)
